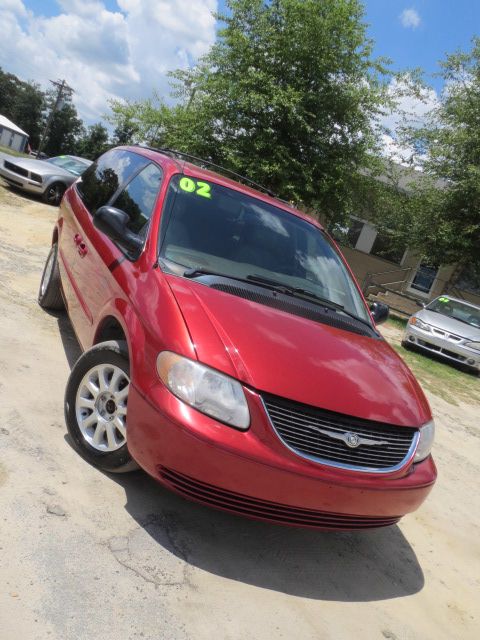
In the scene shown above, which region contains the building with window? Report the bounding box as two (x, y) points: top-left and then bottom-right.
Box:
(0, 115), (29, 153)
(330, 165), (480, 313)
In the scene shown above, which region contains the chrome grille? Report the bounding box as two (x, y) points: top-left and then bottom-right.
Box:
(263, 394), (418, 472)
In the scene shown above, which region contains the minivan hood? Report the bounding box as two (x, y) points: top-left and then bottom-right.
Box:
(166, 275), (431, 427)
(417, 309), (480, 339)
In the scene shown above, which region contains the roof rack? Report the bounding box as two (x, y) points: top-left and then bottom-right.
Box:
(134, 144), (278, 199)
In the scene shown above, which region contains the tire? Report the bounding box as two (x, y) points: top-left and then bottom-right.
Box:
(43, 181), (66, 206)
(38, 243), (65, 310)
(64, 340), (139, 473)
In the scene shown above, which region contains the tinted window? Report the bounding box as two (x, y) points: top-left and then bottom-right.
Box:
(78, 150), (148, 213)
(112, 163), (162, 235)
(160, 175), (369, 322)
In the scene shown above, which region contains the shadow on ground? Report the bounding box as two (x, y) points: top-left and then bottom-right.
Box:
(57, 310), (424, 603)
(110, 470), (424, 602)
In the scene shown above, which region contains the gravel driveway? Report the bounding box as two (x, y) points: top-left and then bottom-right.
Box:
(0, 182), (479, 640)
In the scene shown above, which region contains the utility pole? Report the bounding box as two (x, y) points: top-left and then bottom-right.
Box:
(37, 79), (74, 156)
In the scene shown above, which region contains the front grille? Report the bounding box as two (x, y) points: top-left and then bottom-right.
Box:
(431, 328), (462, 342)
(159, 466), (400, 530)
(263, 394), (417, 472)
(4, 161), (28, 178)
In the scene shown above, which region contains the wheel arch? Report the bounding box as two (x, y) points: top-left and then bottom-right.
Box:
(94, 315), (128, 348)
(93, 302), (154, 392)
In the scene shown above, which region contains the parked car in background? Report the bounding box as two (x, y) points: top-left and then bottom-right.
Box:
(403, 295), (480, 373)
(0, 154), (92, 205)
(38, 145), (436, 530)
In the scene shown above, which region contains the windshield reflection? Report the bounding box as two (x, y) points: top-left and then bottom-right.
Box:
(160, 175), (370, 323)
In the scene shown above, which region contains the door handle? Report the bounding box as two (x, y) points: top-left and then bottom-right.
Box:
(78, 242), (88, 257)
(74, 233), (83, 246)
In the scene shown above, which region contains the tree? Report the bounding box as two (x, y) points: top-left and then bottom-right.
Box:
(109, 0), (390, 222)
(42, 91), (83, 156)
(76, 123), (110, 159)
(390, 40), (480, 269)
(0, 67), (45, 147)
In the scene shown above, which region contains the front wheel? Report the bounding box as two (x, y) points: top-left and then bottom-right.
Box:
(43, 182), (66, 206)
(64, 340), (139, 473)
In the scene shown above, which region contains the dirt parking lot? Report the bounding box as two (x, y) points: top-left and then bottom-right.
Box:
(0, 180), (479, 640)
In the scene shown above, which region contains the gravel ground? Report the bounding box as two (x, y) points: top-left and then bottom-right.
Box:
(0, 181), (479, 640)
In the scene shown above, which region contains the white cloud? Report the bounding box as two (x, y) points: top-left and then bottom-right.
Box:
(0, 0), (217, 124)
(400, 8), (421, 29)
(379, 77), (438, 165)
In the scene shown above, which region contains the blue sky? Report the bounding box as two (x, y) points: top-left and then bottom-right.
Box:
(1, 0), (478, 125)
(363, 1), (480, 92)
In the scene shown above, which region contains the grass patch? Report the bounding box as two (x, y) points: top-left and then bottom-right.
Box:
(0, 145), (29, 158)
(386, 314), (408, 330)
(390, 342), (480, 406)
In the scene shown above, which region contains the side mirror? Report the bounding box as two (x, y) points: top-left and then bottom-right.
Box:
(370, 301), (389, 325)
(415, 300), (426, 308)
(93, 205), (143, 258)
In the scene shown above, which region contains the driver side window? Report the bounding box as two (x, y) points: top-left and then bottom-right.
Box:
(112, 163), (163, 236)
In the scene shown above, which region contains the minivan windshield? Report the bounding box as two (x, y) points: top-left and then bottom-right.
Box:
(159, 175), (370, 323)
(426, 297), (480, 328)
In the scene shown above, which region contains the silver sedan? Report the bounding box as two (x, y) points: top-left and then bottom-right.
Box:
(403, 295), (480, 372)
(0, 154), (92, 205)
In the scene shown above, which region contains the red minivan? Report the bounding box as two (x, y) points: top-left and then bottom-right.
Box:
(39, 146), (436, 530)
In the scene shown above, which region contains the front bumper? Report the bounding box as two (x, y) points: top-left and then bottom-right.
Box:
(0, 167), (44, 195)
(403, 324), (480, 370)
(127, 383), (437, 530)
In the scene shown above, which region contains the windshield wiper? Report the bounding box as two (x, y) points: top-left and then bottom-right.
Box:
(183, 268), (372, 329)
(246, 274), (340, 306)
(183, 267), (255, 286)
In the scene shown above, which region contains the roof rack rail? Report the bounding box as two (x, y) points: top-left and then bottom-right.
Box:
(134, 144), (278, 199)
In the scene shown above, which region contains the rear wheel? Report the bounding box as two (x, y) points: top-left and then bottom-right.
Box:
(64, 340), (138, 473)
(43, 182), (66, 206)
(38, 243), (65, 310)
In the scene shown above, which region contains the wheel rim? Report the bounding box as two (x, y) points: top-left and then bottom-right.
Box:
(40, 248), (55, 297)
(46, 184), (62, 204)
(75, 364), (130, 452)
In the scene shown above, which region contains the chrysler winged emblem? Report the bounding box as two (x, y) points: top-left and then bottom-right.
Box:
(313, 427), (389, 449)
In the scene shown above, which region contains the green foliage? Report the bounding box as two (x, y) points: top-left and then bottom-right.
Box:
(76, 123), (110, 160)
(108, 0), (390, 222)
(0, 67), (44, 147)
(42, 90), (84, 156)
(396, 39), (480, 269)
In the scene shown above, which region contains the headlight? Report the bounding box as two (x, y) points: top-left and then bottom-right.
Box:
(409, 317), (431, 332)
(414, 420), (435, 462)
(465, 341), (480, 352)
(156, 351), (250, 429)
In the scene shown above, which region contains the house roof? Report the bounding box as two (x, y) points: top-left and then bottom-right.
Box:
(0, 114), (28, 137)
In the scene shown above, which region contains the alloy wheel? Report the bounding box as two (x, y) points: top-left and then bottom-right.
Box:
(75, 364), (129, 452)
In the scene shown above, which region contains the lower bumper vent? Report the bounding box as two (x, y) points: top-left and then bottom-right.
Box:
(159, 466), (400, 530)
